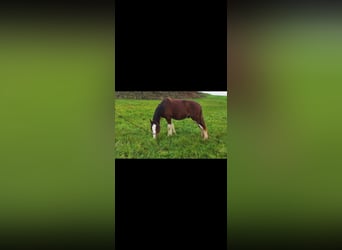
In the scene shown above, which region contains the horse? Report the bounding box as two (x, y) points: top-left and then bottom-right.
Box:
(150, 97), (208, 140)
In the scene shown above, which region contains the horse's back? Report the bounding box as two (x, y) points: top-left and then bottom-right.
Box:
(163, 97), (200, 107)
(161, 98), (201, 119)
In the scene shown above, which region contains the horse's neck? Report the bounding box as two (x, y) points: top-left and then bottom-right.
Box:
(152, 105), (162, 123)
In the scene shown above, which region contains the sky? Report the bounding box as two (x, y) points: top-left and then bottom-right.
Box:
(199, 91), (227, 96)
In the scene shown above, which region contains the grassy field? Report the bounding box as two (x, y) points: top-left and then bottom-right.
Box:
(0, 21), (115, 240)
(114, 94), (227, 158)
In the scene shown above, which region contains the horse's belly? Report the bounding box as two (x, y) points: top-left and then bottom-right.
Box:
(172, 113), (188, 120)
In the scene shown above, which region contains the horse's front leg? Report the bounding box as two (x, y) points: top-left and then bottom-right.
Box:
(167, 123), (173, 136)
(166, 119), (173, 136)
(171, 123), (176, 134)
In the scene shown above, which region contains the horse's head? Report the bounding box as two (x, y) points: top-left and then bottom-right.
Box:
(150, 119), (160, 139)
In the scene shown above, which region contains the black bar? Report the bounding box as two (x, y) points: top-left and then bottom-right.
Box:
(115, 159), (227, 250)
(115, 2), (227, 91)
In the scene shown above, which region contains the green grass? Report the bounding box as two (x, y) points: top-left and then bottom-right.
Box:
(228, 17), (342, 234)
(115, 95), (227, 158)
(0, 22), (114, 235)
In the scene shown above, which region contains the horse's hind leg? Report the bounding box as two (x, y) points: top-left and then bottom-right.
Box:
(197, 114), (208, 140)
(192, 113), (208, 140)
(198, 123), (208, 139)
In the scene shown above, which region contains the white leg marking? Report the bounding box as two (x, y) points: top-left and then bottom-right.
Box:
(198, 124), (208, 139)
(171, 123), (176, 134)
(167, 124), (173, 136)
(203, 130), (208, 140)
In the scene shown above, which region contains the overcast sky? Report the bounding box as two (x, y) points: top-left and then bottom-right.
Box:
(199, 91), (227, 96)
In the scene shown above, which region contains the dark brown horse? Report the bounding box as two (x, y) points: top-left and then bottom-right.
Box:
(150, 97), (208, 139)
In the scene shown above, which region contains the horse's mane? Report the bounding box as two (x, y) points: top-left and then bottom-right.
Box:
(153, 101), (165, 123)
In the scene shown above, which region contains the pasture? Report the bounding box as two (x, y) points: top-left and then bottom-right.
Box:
(114, 95), (227, 158)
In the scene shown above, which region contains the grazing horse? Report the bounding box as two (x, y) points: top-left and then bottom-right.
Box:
(150, 97), (208, 140)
